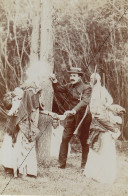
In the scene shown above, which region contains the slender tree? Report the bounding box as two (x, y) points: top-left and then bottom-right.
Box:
(29, 0), (40, 64)
(37, 0), (54, 162)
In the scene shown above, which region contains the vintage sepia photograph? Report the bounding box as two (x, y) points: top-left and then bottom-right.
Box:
(0, 0), (128, 195)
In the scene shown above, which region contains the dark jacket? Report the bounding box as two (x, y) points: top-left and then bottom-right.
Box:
(53, 80), (92, 113)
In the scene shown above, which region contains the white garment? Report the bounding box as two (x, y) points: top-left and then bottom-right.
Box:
(0, 109), (39, 177)
(90, 83), (113, 116)
(16, 109), (39, 176)
(0, 132), (37, 176)
(0, 90), (23, 169)
(50, 125), (71, 158)
(16, 131), (37, 176)
(0, 133), (18, 169)
(50, 125), (64, 157)
(8, 89), (23, 116)
(86, 78), (120, 184)
(83, 132), (118, 184)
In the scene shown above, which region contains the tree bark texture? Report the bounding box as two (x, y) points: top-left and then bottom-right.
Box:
(37, 0), (54, 162)
(30, 0), (40, 64)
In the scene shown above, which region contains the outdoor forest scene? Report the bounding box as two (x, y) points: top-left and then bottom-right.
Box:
(0, 0), (128, 195)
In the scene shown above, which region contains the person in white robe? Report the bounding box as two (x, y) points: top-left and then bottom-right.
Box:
(1, 85), (41, 178)
(0, 88), (24, 177)
(83, 73), (124, 185)
(50, 116), (64, 157)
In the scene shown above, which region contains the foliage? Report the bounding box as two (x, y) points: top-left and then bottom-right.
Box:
(53, 0), (128, 138)
(0, 0), (128, 138)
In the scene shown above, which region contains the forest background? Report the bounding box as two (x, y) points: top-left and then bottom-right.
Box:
(0, 0), (128, 139)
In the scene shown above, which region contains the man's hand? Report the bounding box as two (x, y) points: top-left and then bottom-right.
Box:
(49, 74), (57, 83)
(64, 109), (76, 116)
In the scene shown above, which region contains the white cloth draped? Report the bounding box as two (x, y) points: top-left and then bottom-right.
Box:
(90, 83), (113, 117)
(0, 133), (18, 169)
(84, 79), (120, 184)
(50, 125), (71, 157)
(83, 131), (120, 184)
(0, 109), (39, 177)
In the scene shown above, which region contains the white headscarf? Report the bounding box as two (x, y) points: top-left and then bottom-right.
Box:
(90, 73), (113, 116)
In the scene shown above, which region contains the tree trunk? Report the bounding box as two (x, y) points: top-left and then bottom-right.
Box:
(30, 0), (40, 64)
(37, 0), (54, 163)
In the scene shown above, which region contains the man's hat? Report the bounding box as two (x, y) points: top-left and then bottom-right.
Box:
(67, 67), (84, 76)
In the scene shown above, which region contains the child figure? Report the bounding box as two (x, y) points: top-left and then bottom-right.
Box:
(50, 115), (64, 157)
(40, 110), (71, 158)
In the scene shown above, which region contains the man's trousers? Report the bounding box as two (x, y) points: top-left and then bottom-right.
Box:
(59, 112), (92, 168)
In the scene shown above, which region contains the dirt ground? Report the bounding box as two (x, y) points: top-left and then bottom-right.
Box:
(0, 121), (128, 195)
(0, 144), (128, 195)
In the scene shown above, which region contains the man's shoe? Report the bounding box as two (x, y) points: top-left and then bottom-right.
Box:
(58, 164), (66, 169)
(80, 164), (85, 173)
(80, 168), (84, 173)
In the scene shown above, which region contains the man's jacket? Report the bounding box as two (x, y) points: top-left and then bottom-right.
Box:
(53, 80), (92, 113)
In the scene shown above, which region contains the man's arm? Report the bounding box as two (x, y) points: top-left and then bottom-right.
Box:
(52, 82), (69, 93)
(50, 74), (68, 93)
(73, 85), (92, 113)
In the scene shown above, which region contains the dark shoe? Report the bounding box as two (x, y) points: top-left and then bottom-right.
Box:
(57, 164), (66, 169)
(4, 168), (13, 174)
(81, 163), (86, 169)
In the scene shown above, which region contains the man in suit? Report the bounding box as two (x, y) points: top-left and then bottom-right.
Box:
(50, 67), (92, 170)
